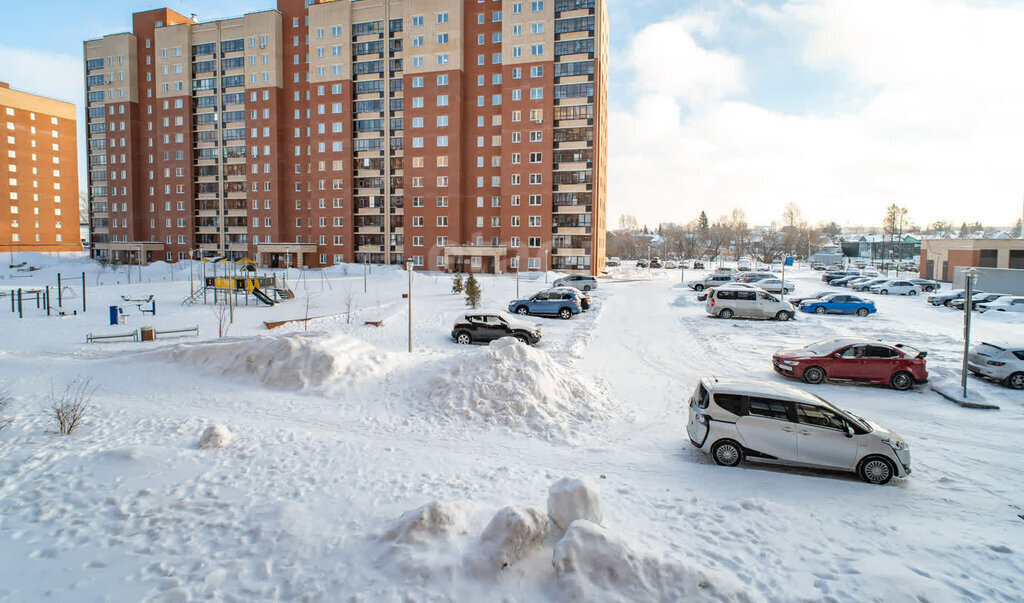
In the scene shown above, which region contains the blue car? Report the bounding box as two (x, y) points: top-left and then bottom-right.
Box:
(799, 293), (876, 317)
(508, 290), (583, 319)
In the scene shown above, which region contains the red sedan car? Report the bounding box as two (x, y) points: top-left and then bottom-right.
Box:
(772, 338), (928, 390)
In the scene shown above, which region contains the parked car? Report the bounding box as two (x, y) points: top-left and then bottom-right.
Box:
(737, 257), (752, 271)
(811, 262), (827, 271)
(908, 278), (939, 293)
(692, 260), (705, 270)
(861, 266), (880, 277)
(851, 278), (889, 292)
(799, 294), (876, 317)
(650, 257), (664, 269)
(552, 274), (598, 291)
(705, 284), (795, 321)
(757, 278), (795, 294)
(546, 286), (591, 310)
(950, 293), (1009, 311)
(978, 296), (1024, 313)
(636, 258), (649, 268)
(738, 271), (774, 283)
(928, 289), (973, 307)
(789, 291), (834, 306)
(968, 343), (1024, 389)
(830, 275), (861, 287)
(772, 337), (928, 390)
(696, 282), (756, 302)
(664, 259), (678, 269)
(605, 257), (621, 267)
(822, 270), (858, 284)
(685, 377), (911, 484)
(451, 311), (542, 345)
(770, 260), (783, 272)
(687, 273), (735, 291)
(508, 289), (583, 319)
(869, 280), (922, 296)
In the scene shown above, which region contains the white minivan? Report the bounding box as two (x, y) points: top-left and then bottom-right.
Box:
(686, 377), (911, 484)
(705, 284), (795, 321)
(737, 257), (752, 271)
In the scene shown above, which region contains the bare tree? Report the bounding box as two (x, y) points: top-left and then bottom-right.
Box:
(702, 217), (730, 262)
(755, 226), (786, 263)
(212, 303), (231, 338)
(343, 284), (355, 324)
(617, 214), (639, 231)
(49, 377), (96, 435)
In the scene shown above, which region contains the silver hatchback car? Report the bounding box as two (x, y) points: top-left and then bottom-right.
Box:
(686, 377), (911, 484)
(968, 342), (1024, 389)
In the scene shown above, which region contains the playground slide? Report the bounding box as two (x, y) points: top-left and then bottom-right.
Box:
(251, 288), (275, 306)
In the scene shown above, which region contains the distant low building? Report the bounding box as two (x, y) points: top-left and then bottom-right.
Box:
(919, 238), (1024, 281)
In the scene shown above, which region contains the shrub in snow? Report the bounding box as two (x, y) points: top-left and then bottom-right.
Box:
(381, 500), (471, 545)
(548, 477), (603, 531)
(198, 425), (234, 449)
(0, 383), (12, 431)
(553, 520), (751, 602)
(451, 271), (464, 294)
(49, 377), (96, 435)
(469, 506), (549, 576)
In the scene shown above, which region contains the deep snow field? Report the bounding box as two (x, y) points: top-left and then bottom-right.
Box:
(0, 253), (1022, 602)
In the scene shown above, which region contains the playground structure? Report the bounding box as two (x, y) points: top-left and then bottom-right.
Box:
(182, 257), (294, 307)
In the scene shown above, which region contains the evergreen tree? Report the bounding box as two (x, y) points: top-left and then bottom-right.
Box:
(451, 271), (464, 294)
(698, 211), (709, 231)
(464, 274), (481, 308)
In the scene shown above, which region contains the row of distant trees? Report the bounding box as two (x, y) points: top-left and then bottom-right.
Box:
(607, 204), (839, 263)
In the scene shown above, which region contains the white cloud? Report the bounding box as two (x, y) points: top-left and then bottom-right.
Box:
(608, 0), (1024, 229)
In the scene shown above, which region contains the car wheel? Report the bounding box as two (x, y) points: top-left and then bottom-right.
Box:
(711, 440), (743, 467)
(455, 332), (472, 345)
(775, 311), (792, 321)
(515, 306), (529, 315)
(559, 307), (572, 320)
(514, 334), (529, 344)
(856, 307), (870, 317)
(943, 300), (952, 307)
(803, 366), (826, 384)
(890, 371), (914, 391)
(908, 289), (917, 296)
(694, 284), (704, 291)
(583, 285), (592, 291)
(880, 289), (888, 295)
(718, 308), (734, 319)
(858, 455), (896, 485)
(1006, 372), (1024, 390)
(925, 286), (935, 292)
(814, 306), (826, 314)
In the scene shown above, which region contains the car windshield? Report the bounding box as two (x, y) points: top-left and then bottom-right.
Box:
(803, 338), (848, 355)
(808, 393), (872, 432)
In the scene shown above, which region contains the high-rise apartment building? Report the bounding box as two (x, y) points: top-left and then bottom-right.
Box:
(1, 82), (81, 253)
(84, 0), (606, 273)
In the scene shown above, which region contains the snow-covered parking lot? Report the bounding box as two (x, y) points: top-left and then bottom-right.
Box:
(1, 255), (1022, 601)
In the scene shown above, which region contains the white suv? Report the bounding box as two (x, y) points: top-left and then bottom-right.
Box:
(686, 377), (911, 484)
(869, 280), (922, 296)
(552, 274), (598, 291)
(705, 284), (795, 321)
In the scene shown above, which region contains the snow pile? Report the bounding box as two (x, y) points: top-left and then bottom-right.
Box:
(152, 331), (390, 391)
(469, 506), (549, 576)
(548, 477), (603, 531)
(381, 500), (473, 546)
(553, 520), (754, 602)
(198, 425), (234, 449)
(427, 338), (613, 441)
(377, 500), (474, 584)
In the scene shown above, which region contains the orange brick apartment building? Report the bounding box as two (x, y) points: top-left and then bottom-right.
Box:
(84, 0), (607, 274)
(0, 83), (81, 254)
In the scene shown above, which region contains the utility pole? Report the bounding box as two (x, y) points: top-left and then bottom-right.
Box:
(961, 268), (977, 400)
(406, 258), (413, 353)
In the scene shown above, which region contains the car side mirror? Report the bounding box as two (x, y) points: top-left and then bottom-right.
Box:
(833, 353), (842, 359)
(845, 425), (854, 438)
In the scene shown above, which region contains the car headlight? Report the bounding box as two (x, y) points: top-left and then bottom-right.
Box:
(883, 438), (908, 451)
(781, 360), (799, 366)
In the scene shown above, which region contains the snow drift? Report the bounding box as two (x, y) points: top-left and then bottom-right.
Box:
(553, 519), (755, 602)
(149, 331), (391, 391)
(198, 425), (233, 449)
(427, 338), (613, 441)
(548, 477), (603, 531)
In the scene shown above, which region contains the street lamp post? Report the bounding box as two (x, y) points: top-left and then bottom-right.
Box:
(961, 268), (978, 400)
(544, 249), (548, 283)
(406, 258), (414, 353)
(516, 254), (520, 297)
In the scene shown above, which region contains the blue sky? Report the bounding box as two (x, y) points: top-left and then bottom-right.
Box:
(2, 0), (1022, 229)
